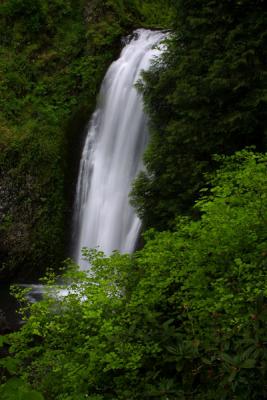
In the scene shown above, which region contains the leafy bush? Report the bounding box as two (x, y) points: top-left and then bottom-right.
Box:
(0, 378), (44, 400)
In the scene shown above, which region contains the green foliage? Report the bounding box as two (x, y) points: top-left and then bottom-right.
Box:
(0, 378), (44, 400)
(2, 150), (267, 399)
(132, 0), (267, 229)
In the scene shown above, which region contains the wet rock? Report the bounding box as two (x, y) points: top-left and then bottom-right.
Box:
(0, 309), (12, 335)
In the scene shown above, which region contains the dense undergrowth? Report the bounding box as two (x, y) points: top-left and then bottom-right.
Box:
(0, 0), (173, 280)
(1, 150), (267, 399)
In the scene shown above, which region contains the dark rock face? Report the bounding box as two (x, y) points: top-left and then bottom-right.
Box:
(0, 171), (37, 281)
(0, 309), (12, 334)
(0, 282), (23, 334)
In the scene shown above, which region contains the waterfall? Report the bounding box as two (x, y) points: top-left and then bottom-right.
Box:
(73, 29), (166, 269)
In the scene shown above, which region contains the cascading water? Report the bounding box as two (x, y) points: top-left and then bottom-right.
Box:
(73, 29), (166, 269)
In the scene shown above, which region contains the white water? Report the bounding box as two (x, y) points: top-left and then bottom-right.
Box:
(73, 29), (166, 269)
